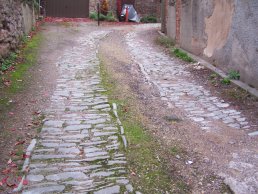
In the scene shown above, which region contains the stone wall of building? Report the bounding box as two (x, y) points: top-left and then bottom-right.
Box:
(0, 0), (35, 59)
(164, 0), (258, 89)
(135, 0), (161, 18)
(89, 0), (98, 12)
(90, 0), (161, 18)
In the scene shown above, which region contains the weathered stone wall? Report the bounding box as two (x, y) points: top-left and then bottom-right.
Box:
(164, 0), (258, 89)
(0, 0), (23, 58)
(0, 0), (35, 59)
(135, 0), (160, 18)
(89, 0), (98, 12)
(90, 0), (160, 18)
(90, 0), (117, 13)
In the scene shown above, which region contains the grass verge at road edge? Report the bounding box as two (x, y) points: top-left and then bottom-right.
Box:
(0, 33), (43, 193)
(0, 33), (43, 123)
(8, 34), (42, 93)
(99, 55), (190, 193)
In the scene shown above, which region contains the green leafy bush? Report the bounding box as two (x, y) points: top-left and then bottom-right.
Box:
(140, 15), (158, 23)
(228, 70), (240, 80)
(90, 11), (116, 22)
(1, 52), (17, 71)
(172, 48), (195, 63)
(221, 78), (231, 85)
(89, 12), (98, 20)
(105, 12), (116, 22)
(90, 12), (106, 21)
(99, 14), (106, 21)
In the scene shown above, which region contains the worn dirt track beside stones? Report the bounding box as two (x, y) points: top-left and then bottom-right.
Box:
(22, 24), (133, 193)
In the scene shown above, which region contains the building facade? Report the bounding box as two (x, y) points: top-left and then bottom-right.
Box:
(162, 0), (258, 89)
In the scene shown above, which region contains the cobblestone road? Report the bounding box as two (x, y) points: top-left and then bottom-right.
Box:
(126, 31), (253, 132)
(18, 23), (258, 194)
(22, 30), (133, 193)
(125, 25), (258, 194)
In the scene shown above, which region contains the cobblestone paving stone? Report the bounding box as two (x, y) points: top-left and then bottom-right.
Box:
(125, 26), (258, 194)
(23, 31), (133, 194)
(126, 31), (254, 132)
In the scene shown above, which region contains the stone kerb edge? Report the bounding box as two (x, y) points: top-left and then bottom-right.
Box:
(112, 103), (127, 148)
(13, 139), (37, 192)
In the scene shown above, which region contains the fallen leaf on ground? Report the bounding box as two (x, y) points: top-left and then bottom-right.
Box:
(10, 163), (17, 168)
(131, 171), (136, 176)
(2, 79), (11, 87)
(2, 168), (11, 175)
(1, 177), (8, 185)
(22, 179), (28, 185)
(23, 154), (30, 159)
(7, 159), (12, 165)
(33, 111), (41, 115)
(32, 121), (40, 126)
(24, 166), (30, 173)
(15, 140), (25, 146)
(6, 182), (16, 188)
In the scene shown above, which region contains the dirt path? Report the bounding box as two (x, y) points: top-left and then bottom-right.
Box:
(99, 24), (258, 193)
(0, 23), (62, 192)
(1, 22), (258, 193)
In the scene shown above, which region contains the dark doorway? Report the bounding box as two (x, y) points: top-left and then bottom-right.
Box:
(45, 0), (89, 18)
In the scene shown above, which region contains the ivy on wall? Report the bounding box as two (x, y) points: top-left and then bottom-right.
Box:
(21, 0), (39, 10)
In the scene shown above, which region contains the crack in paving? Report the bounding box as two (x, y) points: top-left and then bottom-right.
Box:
(22, 30), (133, 194)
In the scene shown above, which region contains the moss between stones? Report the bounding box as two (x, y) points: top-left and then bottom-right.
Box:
(98, 56), (184, 193)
